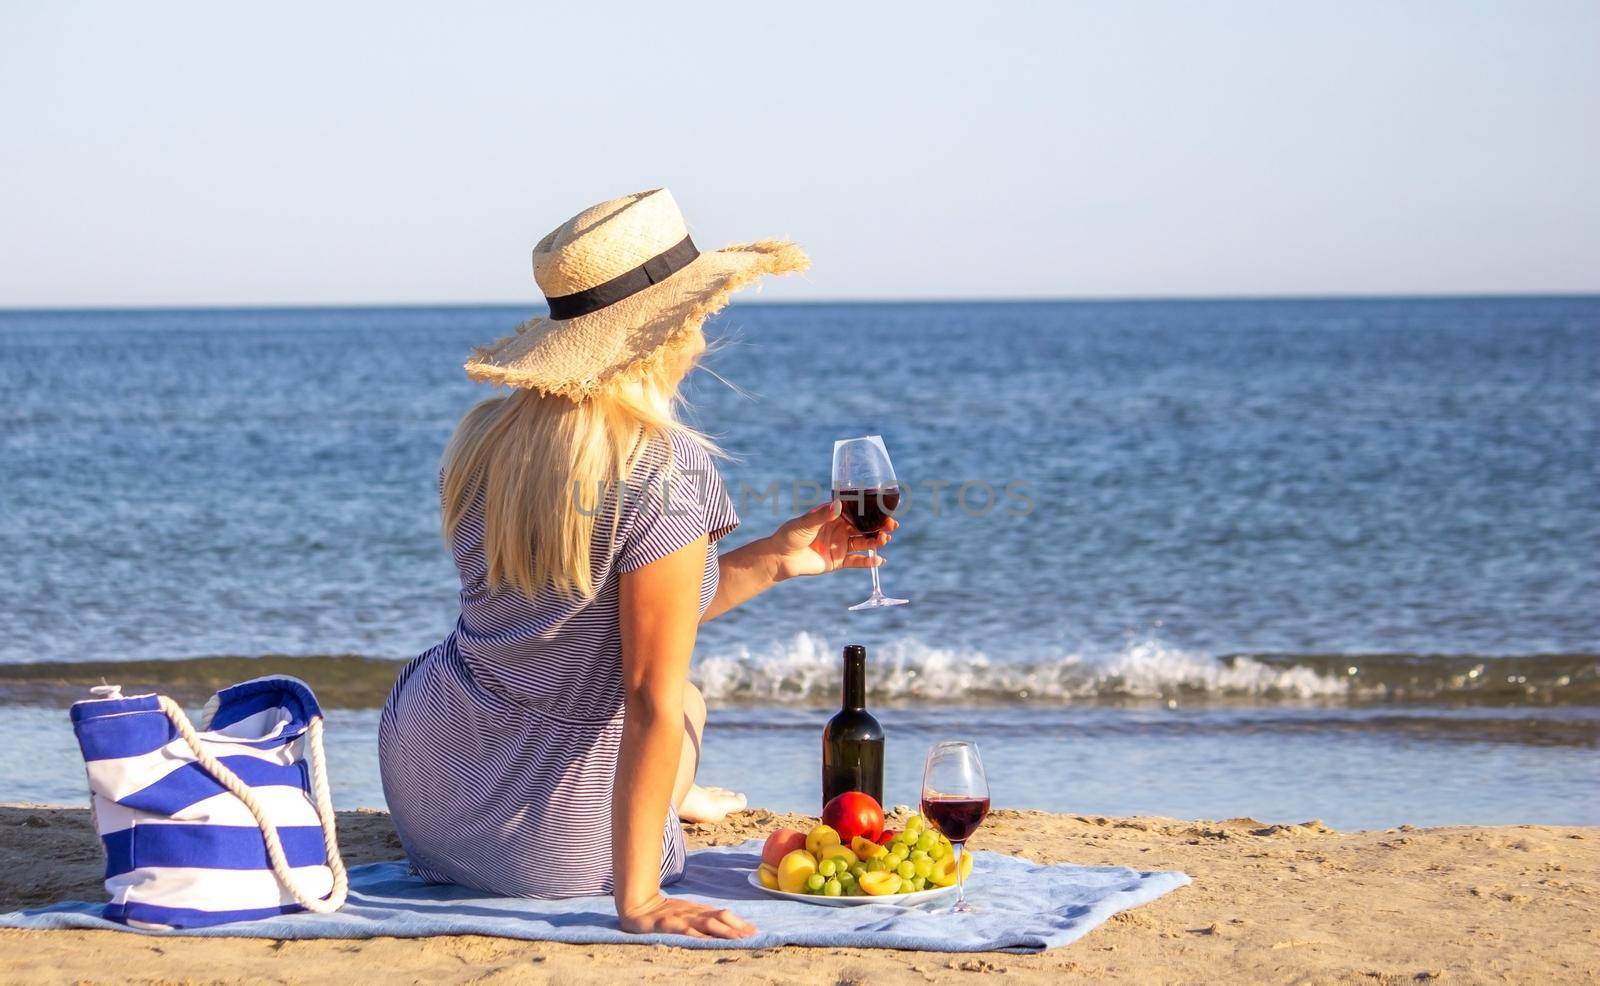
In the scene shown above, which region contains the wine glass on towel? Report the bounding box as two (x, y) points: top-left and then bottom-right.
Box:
(921, 740), (990, 914)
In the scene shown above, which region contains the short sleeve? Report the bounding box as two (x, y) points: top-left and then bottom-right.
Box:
(615, 431), (740, 574)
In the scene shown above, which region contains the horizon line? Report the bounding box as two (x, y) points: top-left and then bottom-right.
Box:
(2, 289), (1599, 315)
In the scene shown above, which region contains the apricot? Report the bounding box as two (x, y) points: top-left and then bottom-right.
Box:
(805, 823), (841, 857)
(850, 835), (886, 860)
(821, 844), (857, 868)
(777, 848), (818, 894)
(756, 863), (779, 890)
(761, 828), (808, 868)
(929, 850), (974, 888)
(858, 870), (903, 896)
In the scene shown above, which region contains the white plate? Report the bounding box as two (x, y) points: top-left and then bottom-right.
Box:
(745, 870), (958, 908)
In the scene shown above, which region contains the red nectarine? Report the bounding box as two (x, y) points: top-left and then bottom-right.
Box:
(760, 827), (807, 868)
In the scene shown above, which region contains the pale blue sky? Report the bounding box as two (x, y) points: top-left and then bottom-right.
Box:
(3, 1), (1597, 306)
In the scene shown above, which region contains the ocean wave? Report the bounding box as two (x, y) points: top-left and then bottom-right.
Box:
(693, 633), (1351, 704)
(0, 640), (1593, 709)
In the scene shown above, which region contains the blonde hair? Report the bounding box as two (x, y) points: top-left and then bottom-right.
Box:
(441, 330), (711, 599)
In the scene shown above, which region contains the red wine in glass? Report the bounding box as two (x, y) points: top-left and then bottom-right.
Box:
(836, 486), (901, 536)
(920, 795), (990, 845)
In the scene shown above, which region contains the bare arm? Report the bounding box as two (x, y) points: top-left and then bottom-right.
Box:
(703, 501), (897, 622)
(613, 534), (755, 939)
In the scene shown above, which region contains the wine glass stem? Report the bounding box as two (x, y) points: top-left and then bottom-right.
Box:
(867, 547), (883, 598)
(953, 842), (967, 908)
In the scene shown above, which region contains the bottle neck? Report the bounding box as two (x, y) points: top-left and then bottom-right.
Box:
(842, 650), (866, 710)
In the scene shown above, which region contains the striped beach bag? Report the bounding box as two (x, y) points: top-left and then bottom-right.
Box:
(70, 675), (348, 928)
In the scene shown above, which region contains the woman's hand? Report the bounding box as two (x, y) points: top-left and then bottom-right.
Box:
(703, 501), (901, 621)
(618, 894), (757, 939)
(766, 500), (898, 581)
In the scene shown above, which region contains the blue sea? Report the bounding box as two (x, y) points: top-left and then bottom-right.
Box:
(1, 298), (1596, 828)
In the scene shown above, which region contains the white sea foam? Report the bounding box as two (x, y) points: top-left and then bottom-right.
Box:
(692, 632), (1350, 705)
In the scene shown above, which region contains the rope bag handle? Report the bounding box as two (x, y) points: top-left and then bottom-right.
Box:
(156, 695), (349, 913)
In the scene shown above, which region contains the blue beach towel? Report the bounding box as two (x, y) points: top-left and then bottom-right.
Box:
(0, 840), (1188, 952)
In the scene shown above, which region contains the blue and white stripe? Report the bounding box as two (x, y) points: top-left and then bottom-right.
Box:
(380, 430), (738, 898)
(71, 677), (337, 929)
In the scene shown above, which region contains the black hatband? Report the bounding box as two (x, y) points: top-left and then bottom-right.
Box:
(544, 235), (699, 320)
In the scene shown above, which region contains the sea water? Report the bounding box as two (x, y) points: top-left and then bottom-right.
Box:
(1, 298), (1595, 826)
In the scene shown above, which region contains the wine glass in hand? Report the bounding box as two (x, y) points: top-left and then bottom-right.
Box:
(921, 740), (990, 914)
(831, 435), (908, 610)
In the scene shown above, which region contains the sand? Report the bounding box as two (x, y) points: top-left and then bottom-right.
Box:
(0, 804), (1594, 984)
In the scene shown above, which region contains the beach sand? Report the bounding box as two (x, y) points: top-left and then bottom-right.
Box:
(0, 805), (1594, 984)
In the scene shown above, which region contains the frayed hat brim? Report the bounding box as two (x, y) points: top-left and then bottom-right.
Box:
(466, 240), (809, 399)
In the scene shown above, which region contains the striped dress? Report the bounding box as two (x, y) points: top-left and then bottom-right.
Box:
(379, 430), (738, 897)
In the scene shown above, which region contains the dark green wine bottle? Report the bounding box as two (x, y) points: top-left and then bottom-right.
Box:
(821, 644), (885, 808)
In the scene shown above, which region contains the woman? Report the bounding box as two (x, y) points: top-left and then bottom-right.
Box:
(379, 189), (893, 939)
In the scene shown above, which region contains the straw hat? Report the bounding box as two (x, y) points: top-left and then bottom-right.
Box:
(466, 189), (809, 398)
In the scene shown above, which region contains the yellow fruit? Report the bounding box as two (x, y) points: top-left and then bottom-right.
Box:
(777, 849), (818, 894)
(850, 835), (886, 860)
(757, 863), (779, 890)
(858, 870), (903, 896)
(821, 844), (857, 867)
(805, 824), (841, 857)
(929, 850), (975, 888)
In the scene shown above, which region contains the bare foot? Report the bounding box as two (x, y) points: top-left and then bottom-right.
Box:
(680, 784), (747, 824)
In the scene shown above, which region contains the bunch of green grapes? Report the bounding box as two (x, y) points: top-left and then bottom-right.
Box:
(805, 857), (860, 897)
(876, 815), (952, 892)
(795, 815), (959, 896)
